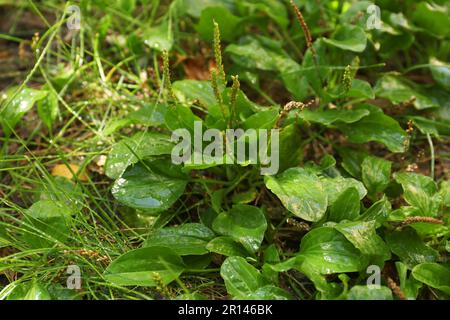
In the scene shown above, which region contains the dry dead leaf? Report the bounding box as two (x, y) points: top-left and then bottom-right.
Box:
(51, 164), (89, 182)
(183, 56), (216, 80)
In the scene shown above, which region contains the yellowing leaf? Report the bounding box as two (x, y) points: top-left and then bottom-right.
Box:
(51, 164), (88, 182)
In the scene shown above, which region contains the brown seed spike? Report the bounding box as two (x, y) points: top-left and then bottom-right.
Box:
(276, 100), (313, 128)
(290, 0), (315, 55)
(386, 276), (407, 300)
(402, 216), (444, 226)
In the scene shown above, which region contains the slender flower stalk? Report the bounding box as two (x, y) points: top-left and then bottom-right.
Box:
(290, 0), (322, 84)
(213, 21), (226, 84)
(290, 0), (315, 55)
(276, 100), (314, 128)
(211, 69), (223, 105)
(162, 50), (176, 101)
(343, 65), (353, 93)
(229, 75), (240, 127)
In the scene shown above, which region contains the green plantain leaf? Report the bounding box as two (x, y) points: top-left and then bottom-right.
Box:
(394, 172), (441, 216)
(106, 132), (174, 179)
(143, 223), (215, 256)
(440, 180), (450, 207)
(173, 80), (216, 108)
(335, 220), (391, 262)
(243, 107), (279, 130)
(277, 124), (303, 173)
(296, 108), (370, 126)
(323, 25), (367, 52)
(358, 196), (391, 227)
(0, 87), (48, 136)
(143, 22), (172, 51)
(220, 256), (265, 298)
(411, 263), (450, 295)
(183, 0), (234, 18)
(226, 37), (298, 72)
(361, 156), (392, 196)
(246, 0), (288, 28)
(412, 2), (450, 38)
(164, 105), (203, 134)
(396, 261), (422, 299)
(346, 79), (375, 99)
(297, 227), (368, 274)
(347, 285), (393, 300)
(196, 6), (242, 42)
(206, 236), (250, 257)
(212, 204), (267, 253)
(338, 147), (369, 179)
(337, 104), (408, 153)
(386, 228), (439, 268)
(429, 57), (450, 90)
(111, 161), (187, 215)
(329, 188), (361, 222)
(320, 175), (367, 205)
(374, 75), (437, 110)
(265, 167), (327, 222)
(244, 285), (292, 300)
(104, 246), (185, 287)
(6, 281), (51, 300)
